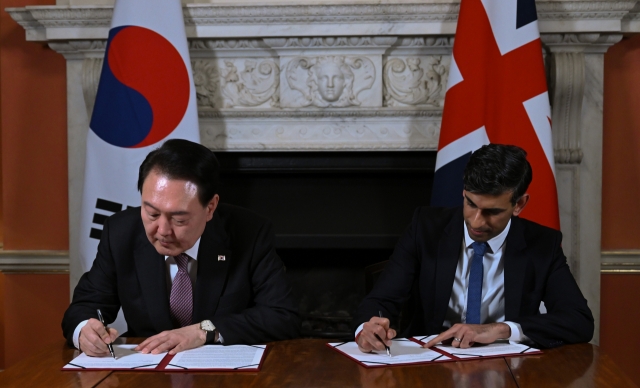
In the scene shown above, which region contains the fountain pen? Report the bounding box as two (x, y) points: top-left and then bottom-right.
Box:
(97, 309), (116, 359)
(378, 311), (391, 358)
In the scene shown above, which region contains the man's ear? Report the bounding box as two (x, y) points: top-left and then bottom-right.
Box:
(512, 193), (530, 216)
(205, 194), (220, 221)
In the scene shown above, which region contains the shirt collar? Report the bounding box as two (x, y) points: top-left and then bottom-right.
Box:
(164, 237), (201, 261)
(463, 219), (511, 254)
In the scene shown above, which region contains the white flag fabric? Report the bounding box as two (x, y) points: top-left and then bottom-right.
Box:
(79, 0), (199, 331)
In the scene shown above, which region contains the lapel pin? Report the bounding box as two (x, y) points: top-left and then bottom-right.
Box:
(218, 255), (226, 261)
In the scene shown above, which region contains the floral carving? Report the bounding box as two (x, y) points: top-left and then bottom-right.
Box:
(221, 59), (280, 108)
(383, 56), (447, 107)
(193, 60), (220, 108)
(192, 59), (279, 108)
(286, 56), (375, 108)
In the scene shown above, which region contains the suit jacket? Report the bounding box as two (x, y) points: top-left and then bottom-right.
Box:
(353, 206), (594, 348)
(62, 204), (300, 346)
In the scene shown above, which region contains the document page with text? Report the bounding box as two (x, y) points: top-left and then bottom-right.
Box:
(63, 345), (166, 370)
(413, 335), (542, 359)
(328, 338), (452, 368)
(435, 342), (541, 359)
(164, 345), (267, 370)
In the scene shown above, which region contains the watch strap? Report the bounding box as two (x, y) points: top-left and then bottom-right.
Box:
(205, 329), (217, 344)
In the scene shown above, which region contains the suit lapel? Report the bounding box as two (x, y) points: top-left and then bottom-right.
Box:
(503, 217), (527, 320)
(133, 232), (174, 333)
(192, 211), (232, 323)
(433, 208), (464, 325)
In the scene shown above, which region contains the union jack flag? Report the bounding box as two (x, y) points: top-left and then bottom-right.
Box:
(431, 0), (559, 230)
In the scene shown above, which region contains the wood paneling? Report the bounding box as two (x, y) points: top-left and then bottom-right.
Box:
(0, 0), (68, 250)
(0, 273), (5, 368)
(602, 35), (640, 250)
(600, 35), (640, 388)
(600, 274), (640, 387)
(0, 273), (69, 369)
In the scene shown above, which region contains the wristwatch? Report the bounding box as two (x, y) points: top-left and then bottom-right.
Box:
(200, 320), (217, 343)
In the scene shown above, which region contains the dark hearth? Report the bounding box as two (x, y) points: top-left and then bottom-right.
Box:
(216, 151), (435, 338)
(278, 248), (393, 338)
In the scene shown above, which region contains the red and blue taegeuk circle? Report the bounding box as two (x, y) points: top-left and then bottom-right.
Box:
(90, 26), (190, 148)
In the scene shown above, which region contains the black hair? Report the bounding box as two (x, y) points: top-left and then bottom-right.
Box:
(462, 144), (532, 205)
(137, 139), (220, 206)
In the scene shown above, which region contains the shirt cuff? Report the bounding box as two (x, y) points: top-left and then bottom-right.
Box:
(504, 321), (531, 343)
(73, 320), (89, 350)
(354, 323), (365, 340)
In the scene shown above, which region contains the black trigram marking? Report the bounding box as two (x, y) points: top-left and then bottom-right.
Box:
(92, 213), (109, 225)
(89, 227), (104, 240)
(90, 198), (127, 240)
(96, 198), (122, 213)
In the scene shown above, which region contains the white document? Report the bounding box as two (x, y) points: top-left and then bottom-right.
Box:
(165, 345), (267, 370)
(328, 339), (451, 367)
(410, 335), (542, 359)
(434, 341), (541, 359)
(63, 345), (166, 370)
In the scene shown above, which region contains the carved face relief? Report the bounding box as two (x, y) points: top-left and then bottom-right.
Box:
(285, 55), (375, 108)
(315, 62), (346, 102)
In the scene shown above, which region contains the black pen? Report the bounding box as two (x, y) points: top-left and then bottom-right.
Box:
(378, 311), (391, 358)
(97, 309), (116, 359)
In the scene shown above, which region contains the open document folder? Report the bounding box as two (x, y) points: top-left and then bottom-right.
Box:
(328, 338), (453, 367)
(62, 344), (268, 372)
(328, 335), (541, 368)
(413, 335), (542, 360)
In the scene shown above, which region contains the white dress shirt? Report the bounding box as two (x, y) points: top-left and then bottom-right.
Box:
(356, 220), (529, 343)
(73, 238), (224, 349)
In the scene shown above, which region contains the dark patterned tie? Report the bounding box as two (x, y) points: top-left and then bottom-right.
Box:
(170, 253), (193, 327)
(466, 242), (488, 324)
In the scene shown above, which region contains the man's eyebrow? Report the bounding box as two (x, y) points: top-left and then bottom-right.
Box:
(464, 195), (506, 212)
(143, 202), (190, 216)
(143, 201), (159, 212)
(464, 195), (477, 207)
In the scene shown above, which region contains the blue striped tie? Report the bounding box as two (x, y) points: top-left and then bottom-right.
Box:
(466, 242), (488, 324)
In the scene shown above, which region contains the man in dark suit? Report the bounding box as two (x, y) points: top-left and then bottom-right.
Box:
(353, 144), (593, 352)
(62, 139), (300, 356)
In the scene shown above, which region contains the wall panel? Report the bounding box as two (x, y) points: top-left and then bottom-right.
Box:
(600, 35), (640, 386)
(0, 0), (68, 250)
(0, 273), (69, 369)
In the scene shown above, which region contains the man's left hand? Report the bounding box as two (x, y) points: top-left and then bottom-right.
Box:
(135, 324), (206, 355)
(423, 323), (511, 349)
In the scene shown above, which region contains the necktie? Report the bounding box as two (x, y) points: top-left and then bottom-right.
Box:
(170, 253), (193, 327)
(466, 242), (488, 324)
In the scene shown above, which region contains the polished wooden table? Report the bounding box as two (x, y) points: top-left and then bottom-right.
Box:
(0, 338), (636, 387)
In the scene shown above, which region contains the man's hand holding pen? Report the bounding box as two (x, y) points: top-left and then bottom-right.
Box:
(78, 318), (119, 357)
(356, 316), (396, 354)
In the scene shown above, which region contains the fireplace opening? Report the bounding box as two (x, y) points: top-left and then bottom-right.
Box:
(278, 248), (393, 339)
(216, 151), (436, 339)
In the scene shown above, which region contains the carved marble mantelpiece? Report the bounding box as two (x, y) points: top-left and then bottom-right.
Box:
(8, 1), (640, 344)
(9, 1), (640, 41)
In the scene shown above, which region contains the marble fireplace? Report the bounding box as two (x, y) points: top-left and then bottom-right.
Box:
(217, 150), (433, 337)
(9, 0), (640, 342)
